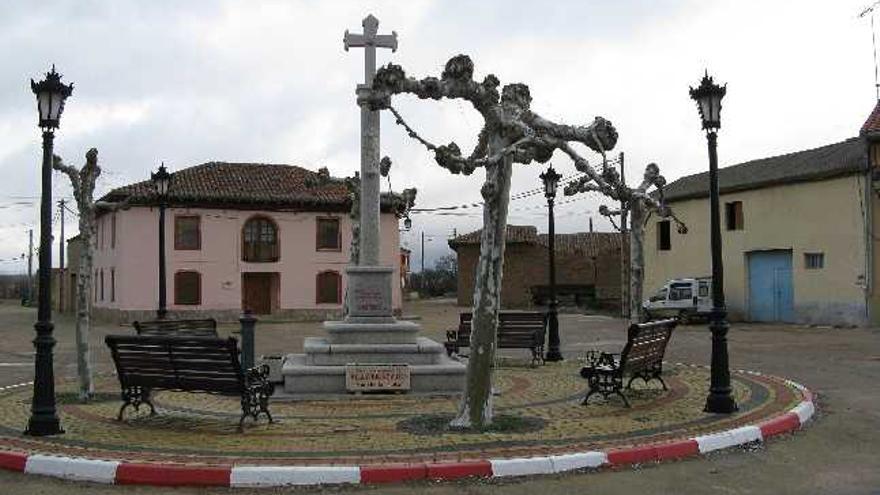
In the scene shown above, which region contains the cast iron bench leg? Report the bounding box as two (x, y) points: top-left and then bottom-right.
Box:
(117, 386), (155, 421)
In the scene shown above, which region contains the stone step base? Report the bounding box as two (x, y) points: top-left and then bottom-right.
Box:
(281, 353), (466, 397)
(303, 336), (448, 365)
(324, 319), (421, 345)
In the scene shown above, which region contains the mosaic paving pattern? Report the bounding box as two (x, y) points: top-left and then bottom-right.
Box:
(0, 362), (802, 465)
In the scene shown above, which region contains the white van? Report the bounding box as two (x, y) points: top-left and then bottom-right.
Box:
(643, 277), (712, 324)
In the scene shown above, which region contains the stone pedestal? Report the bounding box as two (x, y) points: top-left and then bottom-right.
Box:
(280, 265), (466, 399)
(344, 266), (394, 321)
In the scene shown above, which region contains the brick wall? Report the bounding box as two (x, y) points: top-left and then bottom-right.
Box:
(453, 242), (622, 309)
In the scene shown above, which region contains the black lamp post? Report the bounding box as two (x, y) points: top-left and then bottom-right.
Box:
(26, 66), (72, 437)
(541, 164), (563, 362)
(690, 71), (738, 414)
(151, 164), (172, 320)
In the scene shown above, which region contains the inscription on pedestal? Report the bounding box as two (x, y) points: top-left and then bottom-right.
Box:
(346, 266), (394, 318)
(345, 363), (411, 392)
(354, 286), (385, 312)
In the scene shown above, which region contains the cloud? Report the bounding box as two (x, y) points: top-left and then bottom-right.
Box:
(0, 0), (875, 272)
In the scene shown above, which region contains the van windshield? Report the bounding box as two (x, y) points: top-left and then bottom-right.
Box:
(669, 283), (693, 301)
(650, 288), (668, 302)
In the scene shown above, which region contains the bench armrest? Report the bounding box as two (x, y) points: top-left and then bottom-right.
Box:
(582, 350), (619, 369)
(245, 364), (271, 383)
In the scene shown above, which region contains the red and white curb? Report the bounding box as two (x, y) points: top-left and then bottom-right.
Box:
(0, 380), (815, 487)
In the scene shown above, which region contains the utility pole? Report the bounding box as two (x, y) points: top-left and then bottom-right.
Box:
(58, 199), (65, 313)
(619, 151), (630, 319)
(28, 229), (33, 305)
(421, 230), (425, 273)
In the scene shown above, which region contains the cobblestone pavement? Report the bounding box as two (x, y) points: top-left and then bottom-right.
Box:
(0, 298), (878, 494)
(0, 362), (797, 466)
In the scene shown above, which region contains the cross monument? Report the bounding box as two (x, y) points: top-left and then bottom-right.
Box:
(279, 18), (465, 397)
(344, 14), (397, 267)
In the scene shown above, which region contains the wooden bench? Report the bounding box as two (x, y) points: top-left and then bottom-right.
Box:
(133, 318), (218, 337)
(530, 284), (596, 307)
(105, 335), (273, 431)
(445, 311), (547, 365)
(579, 318), (677, 407)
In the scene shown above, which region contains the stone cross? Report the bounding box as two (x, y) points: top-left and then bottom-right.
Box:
(344, 14), (397, 266)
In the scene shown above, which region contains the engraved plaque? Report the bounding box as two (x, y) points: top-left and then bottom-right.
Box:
(345, 363), (411, 392)
(345, 266), (394, 317)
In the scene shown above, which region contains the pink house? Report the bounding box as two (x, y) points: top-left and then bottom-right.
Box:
(92, 162), (402, 322)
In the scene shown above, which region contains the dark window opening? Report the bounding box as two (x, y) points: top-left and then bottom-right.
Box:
(111, 214), (117, 249)
(658, 220), (671, 251)
(316, 218), (341, 251)
(242, 217), (279, 262)
(175, 216), (201, 250)
(174, 271), (201, 305)
(805, 252), (824, 270)
(725, 201), (744, 230)
(111, 268), (116, 302)
(316, 271), (342, 304)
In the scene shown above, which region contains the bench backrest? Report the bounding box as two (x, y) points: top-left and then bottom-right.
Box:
(133, 318), (218, 337)
(619, 319), (677, 373)
(457, 312), (546, 346)
(105, 335), (244, 395)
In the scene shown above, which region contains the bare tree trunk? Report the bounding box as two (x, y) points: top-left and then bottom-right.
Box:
(75, 224), (95, 399)
(450, 140), (512, 429)
(53, 149), (100, 400)
(629, 201), (645, 324)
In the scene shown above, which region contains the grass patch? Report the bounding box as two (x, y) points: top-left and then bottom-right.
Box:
(56, 391), (118, 404)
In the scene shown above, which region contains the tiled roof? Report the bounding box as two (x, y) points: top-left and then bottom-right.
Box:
(663, 137), (865, 202)
(861, 100), (880, 135)
(101, 162), (357, 211)
(448, 225), (538, 248)
(449, 225), (622, 257)
(536, 232), (622, 256)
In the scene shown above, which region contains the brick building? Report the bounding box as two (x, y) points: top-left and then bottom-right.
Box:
(449, 225), (623, 309)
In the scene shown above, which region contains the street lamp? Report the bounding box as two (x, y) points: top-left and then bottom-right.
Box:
(151, 163), (172, 320)
(540, 164), (563, 362)
(689, 71), (737, 414)
(26, 65), (72, 437)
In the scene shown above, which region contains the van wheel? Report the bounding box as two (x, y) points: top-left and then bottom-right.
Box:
(678, 310), (692, 325)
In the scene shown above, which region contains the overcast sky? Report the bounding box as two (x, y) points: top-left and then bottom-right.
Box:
(0, 0), (876, 273)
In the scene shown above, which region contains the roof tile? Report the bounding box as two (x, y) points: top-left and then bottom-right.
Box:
(101, 162), (352, 210)
(663, 137), (865, 202)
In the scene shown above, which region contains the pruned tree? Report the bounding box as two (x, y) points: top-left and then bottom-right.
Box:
(367, 54), (618, 428)
(52, 148), (101, 400)
(564, 162), (687, 323)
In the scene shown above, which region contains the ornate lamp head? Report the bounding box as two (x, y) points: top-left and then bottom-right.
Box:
(540, 164), (562, 200)
(689, 71), (726, 131)
(151, 163), (172, 198)
(31, 65), (74, 130)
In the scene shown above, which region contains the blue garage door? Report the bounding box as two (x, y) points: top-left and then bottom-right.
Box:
(747, 250), (794, 322)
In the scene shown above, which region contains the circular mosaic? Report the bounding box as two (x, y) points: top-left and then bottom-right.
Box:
(0, 362), (803, 465)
